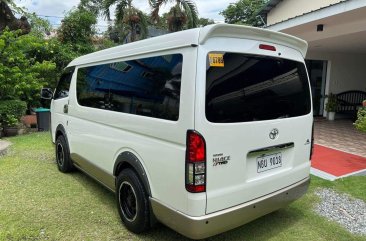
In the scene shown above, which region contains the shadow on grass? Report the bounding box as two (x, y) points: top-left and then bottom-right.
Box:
(68, 170), (116, 205)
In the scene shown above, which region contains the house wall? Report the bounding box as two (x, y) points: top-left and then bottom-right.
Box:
(306, 51), (366, 94)
(267, 0), (344, 25)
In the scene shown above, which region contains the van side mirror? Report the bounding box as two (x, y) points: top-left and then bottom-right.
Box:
(41, 88), (53, 100)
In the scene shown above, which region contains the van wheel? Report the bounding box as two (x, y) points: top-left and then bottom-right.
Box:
(55, 135), (74, 173)
(116, 169), (150, 233)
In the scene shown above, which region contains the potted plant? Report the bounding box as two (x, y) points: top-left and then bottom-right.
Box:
(3, 114), (19, 137)
(0, 100), (27, 136)
(363, 100), (366, 107)
(325, 93), (337, 121)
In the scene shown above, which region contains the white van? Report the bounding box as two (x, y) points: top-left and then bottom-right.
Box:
(41, 24), (313, 239)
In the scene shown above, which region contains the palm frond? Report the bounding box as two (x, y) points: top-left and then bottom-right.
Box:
(178, 0), (198, 28)
(102, 0), (119, 21)
(137, 10), (148, 39)
(148, 0), (158, 7)
(150, 0), (167, 22)
(115, 2), (128, 23)
(101, 0), (127, 21)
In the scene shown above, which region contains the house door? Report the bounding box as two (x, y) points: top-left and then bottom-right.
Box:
(306, 60), (327, 116)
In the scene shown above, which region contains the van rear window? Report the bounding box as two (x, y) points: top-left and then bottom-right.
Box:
(206, 52), (311, 123)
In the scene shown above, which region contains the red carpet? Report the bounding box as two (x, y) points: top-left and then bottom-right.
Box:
(311, 144), (366, 177)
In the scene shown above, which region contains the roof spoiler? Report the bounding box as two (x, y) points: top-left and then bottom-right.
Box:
(199, 24), (308, 57)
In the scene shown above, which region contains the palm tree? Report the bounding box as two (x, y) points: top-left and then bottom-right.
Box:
(102, 0), (148, 42)
(149, 0), (198, 32)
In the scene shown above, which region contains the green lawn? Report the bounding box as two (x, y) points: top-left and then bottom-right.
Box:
(0, 133), (365, 241)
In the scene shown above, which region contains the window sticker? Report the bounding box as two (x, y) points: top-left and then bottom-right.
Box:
(209, 53), (224, 67)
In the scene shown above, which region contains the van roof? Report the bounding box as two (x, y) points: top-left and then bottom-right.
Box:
(68, 24), (307, 67)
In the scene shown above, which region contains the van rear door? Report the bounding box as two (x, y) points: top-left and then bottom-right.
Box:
(195, 39), (313, 214)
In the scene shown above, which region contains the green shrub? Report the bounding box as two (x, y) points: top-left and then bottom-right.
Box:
(0, 29), (56, 105)
(3, 114), (18, 127)
(0, 100), (27, 127)
(354, 106), (366, 132)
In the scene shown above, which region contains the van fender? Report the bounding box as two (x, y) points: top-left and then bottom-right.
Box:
(55, 124), (68, 143)
(55, 124), (74, 153)
(113, 151), (152, 196)
(114, 151), (158, 227)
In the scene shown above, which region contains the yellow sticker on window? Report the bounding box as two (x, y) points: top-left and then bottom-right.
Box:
(209, 53), (224, 67)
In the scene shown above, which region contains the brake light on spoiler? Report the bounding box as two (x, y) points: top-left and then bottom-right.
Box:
(259, 44), (277, 52)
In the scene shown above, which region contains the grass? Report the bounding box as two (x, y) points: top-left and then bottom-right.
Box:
(0, 132), (365, 240)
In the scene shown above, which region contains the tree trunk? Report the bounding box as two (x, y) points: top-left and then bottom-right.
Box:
(130, 22), (136, 42)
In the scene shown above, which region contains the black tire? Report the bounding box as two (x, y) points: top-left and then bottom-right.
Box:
(55, 135), (74, 173)
(116, 168), (150, 234)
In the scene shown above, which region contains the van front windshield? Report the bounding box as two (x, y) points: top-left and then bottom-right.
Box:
(205, 52), (311, 123)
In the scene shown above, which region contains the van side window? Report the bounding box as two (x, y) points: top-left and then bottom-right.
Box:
(76, 54), (183, 121)
(54, 67), (74, 100)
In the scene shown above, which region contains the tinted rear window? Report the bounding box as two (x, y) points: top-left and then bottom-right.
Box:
(206, 52), (311, 123)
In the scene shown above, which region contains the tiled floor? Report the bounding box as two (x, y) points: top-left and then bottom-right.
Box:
(314, 118), (366, 157)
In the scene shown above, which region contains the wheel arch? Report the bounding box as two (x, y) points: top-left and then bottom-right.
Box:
(55, 124), (66, 139)
(55, 124), (68, 143)
(114, 152), (152, 197)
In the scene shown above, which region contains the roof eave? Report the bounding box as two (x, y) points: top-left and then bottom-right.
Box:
(266, 0), (357, 31)
(258, 0), (283, 16)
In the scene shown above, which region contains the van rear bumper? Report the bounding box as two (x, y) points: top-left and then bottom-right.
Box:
(150, 176), (310, 240)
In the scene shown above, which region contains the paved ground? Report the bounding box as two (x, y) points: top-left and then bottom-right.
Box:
(0, 140), (11, 156)
(314, 118), (366, 157)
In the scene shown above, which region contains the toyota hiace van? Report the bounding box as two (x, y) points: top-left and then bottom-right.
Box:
(42, 24), (313, 239)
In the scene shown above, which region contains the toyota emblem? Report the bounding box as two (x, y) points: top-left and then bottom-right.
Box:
(269, 128), (279, 140)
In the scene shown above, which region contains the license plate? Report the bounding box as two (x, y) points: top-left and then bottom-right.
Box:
(257, 152), (282, 173)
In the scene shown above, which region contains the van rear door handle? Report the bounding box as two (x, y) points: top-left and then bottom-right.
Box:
(63, 104), (68, 113)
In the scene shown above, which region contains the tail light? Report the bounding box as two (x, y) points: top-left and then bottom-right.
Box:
(186, 130), (206, 193)
(310, 121), (314, 160)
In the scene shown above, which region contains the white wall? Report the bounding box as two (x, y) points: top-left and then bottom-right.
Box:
(267, 0), (344, 25)
(306, 51), (366, 94)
